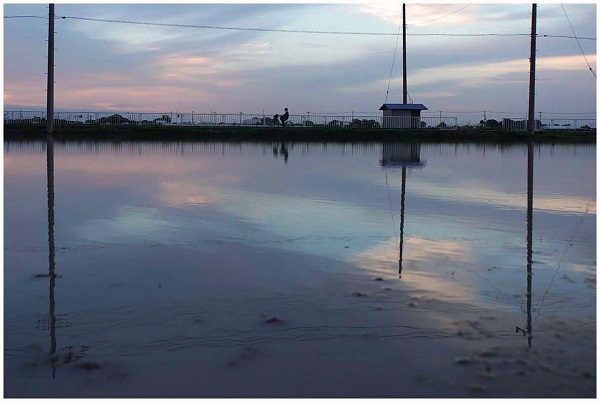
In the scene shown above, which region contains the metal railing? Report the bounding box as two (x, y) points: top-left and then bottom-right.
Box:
(4, 111), (459, 130)
(501, 117), (596, 131)
(5, 111), (596, 131)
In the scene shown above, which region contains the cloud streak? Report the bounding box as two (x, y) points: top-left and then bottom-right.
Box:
(3, 3), (596, 117)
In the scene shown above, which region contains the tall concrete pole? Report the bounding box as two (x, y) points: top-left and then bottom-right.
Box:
(402, 3), (407, 104)
(527, 4), (537, 135)
(46, 4), (55, 134)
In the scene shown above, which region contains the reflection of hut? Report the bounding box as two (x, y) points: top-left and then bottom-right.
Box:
(380, 143), (425, 169)
(380, 104), (428, 128)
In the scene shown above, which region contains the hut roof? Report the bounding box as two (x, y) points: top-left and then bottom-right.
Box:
(379, 103), (428, 111)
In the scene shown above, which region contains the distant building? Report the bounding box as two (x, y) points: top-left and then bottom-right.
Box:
(379, 103), (428, 128)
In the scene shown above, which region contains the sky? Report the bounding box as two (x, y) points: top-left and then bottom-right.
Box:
(2, 1), (597, 123)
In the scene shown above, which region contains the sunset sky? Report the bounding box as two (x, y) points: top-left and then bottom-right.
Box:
(3, 2), (597, 122)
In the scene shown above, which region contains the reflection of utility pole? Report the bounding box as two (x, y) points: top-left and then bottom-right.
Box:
(517, 140), (534, 347)
(46, 3), (55, 135)
(381, 143), (425, 279)
(399, 166), (406, 278)
(46, 133), (57, 376)
(525, 140), (534, 347)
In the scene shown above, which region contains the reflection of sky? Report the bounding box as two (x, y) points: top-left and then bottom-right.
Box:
(4, 142), (596, 318)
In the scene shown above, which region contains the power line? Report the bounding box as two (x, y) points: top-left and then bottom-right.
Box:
(561, 4), (596, 77)
(3, 15), (596, 40)
(59, 16), (531, 37)
(540, 111), (596, 115)
(385, 21), (402, 104)
(4, 15), (47, 19)
(409, 4), (472, 25)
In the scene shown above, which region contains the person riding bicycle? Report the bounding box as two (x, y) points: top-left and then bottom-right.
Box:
(280, 108), (289, 127)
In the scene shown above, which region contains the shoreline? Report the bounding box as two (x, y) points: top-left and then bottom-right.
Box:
(4, 124), (596, 143)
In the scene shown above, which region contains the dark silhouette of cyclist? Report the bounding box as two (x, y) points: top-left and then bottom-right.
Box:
(280, 108), (289, 127)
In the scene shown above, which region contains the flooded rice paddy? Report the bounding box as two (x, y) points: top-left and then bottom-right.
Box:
(4, 140), (596, 397)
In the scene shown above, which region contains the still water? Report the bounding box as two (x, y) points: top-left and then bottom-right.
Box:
(4, 140), (596, 397)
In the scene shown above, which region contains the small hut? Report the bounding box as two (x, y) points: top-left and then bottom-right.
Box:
(379, 103), (428, 128)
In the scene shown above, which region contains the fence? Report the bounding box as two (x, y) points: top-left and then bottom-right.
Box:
(4, 111), (459, 130)
(501, 117), (596, 131)
(5, 111), (596, 131)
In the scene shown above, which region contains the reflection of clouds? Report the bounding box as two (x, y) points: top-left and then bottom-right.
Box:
(155, 174), (240, 208)
(4, 155), (45, 176)
(407, 180), (596, 216)
(353, 236), (470, 269)
(57, 155), (213, 175)
(217, 191), (369, 233)
(569, 263), (596, 276)
(158, 181), (214, 207)
(75, 205), (174, 243)
(154, 180), (388, 259)
(352, 237), (478, 300)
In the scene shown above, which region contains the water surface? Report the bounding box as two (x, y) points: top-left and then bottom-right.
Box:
(4, 140), (596, 397)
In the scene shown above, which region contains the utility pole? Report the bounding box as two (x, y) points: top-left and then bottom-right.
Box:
(46, 4), (55, 135)
(527, 4), (537, 135)
(402, 3), (407, 104)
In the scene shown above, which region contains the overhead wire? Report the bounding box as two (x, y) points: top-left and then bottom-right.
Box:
(409, 4), (472, 25)
(533, 198), (595, 327)
(384, 22), (402, 104)
(560, 4), (596, 77)
(386, 4), (472, 105)
(4, 15), (47, 19)
(3, 15), (596, 40)
(59, 16), (533, 37)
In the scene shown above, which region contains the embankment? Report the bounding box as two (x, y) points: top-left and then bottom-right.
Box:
(4, 124), (596, 143)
